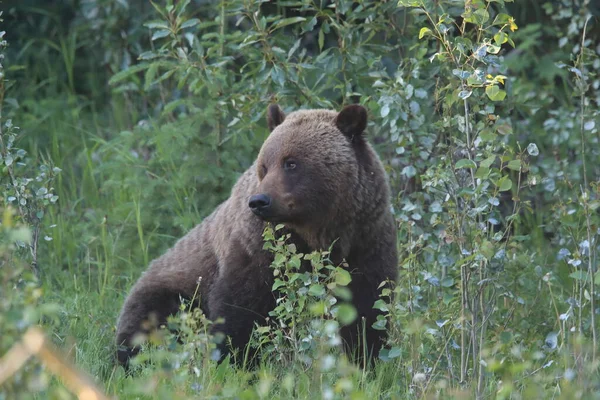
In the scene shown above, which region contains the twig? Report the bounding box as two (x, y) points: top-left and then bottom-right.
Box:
(0, 327), (111, 400)
(576, 16), (596, 363)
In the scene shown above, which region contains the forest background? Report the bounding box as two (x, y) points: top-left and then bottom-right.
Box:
(1, 0), (600, 399)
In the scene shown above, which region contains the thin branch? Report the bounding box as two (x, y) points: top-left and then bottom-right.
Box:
(577, 16), (596, 363)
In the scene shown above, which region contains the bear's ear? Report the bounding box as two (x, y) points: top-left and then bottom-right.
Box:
(267, 104), (286, 132)
(335, 104), (367, 142)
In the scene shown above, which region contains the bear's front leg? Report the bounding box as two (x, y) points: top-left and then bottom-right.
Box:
(207, 268), (275, 365)
(343, 237), (398, 365)
(115, 281), (187, 368)
(340, 272), (388, 365)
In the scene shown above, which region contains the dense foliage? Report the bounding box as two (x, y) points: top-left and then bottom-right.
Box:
(1, 0), (599, 398)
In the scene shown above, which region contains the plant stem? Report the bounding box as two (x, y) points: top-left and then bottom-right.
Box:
(460, 261), (467, 383)
(577, 16), (596, 363)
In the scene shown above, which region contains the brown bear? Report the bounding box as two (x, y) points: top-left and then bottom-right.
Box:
(115, 104), (398, 368)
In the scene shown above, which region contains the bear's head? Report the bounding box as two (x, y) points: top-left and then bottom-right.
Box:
(249, 104), (369, 230)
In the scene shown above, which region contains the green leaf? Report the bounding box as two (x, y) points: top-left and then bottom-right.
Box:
(272, 279), (286, 291)
(480, 240), (494, 260)
(569, 271), (589, 282)
(272, 17), (306, 31)
(309, 301), (326, 316)
(458, 90), (472, 99)
(397, 0), (422, 6)
(336, 304), (357, 325)
(274, 253), (286, 266)
(318, 26), (325, 51)
(270, 65), (285, 87)
(480, 155), (496, 168)
(497, 176), (512, 192)
(10, 226), (31, 243)
(180, 18), (201, 29)
(443, 293), (454, 305)
(144, 63), (159, 90)
(108, 63), (149, 85)
(162, 99), (188, 114)
(287, 39), (302, 59)
(308, 284), (325, 297)
(467, 73), (484, 86)
(372, 317), (387, 331)
(493, 13), (511, 25)
(301, 16), (317, 33)
(475, 166), (490, 179)
(144, 20), (169, 29)
(419, 27), (432, 39)
(500, 331), (512, 344)
(480, 129), (497, 142)
(441, 277), (454, 288)
(388, 346), (401, 358)
(381, 104), (390, 118)
(507, 159), (521, 171)
(485, 85), (507, 101)
(464, 9), (490, 25)
(402, 165), (417, 177)
(174, 0), (190, 17)
(373, 299), (389, 312)
(527, 143), (539, 156)
(139, 51), (160, 60)
(335, 268), (352, 286)
(289, 255), (302, 269)
(455, 159), (477, 169)
(494, 32), (508, 45)
(496, 122), (513, 135)
(153, 69), (175, 86)
(151, 29), (171, 41)
(487, 44), (501, 54)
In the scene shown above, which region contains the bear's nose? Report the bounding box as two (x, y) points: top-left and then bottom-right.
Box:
(248, 194), (272, 216)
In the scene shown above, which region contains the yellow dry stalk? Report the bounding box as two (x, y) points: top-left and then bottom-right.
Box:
(0, 326), (111, 400)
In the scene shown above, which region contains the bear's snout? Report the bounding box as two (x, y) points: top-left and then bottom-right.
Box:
(248, 193), (272, 217)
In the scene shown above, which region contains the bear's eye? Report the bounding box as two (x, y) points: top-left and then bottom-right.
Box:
(283, 160), (297, 171)
(260, 164), (268, 177)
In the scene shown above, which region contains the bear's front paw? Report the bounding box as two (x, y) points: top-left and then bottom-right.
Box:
(116, 344), (140, 372)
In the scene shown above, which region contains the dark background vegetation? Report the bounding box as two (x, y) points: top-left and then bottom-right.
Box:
(1, 0), (599, 398)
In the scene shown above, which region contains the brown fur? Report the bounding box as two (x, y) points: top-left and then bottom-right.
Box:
(115, 105), (398, 367)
